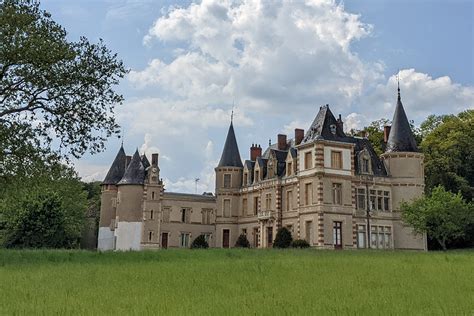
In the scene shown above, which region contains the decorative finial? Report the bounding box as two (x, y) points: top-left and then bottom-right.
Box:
(231, 99), (235, 124)
(269, 138), (271, 146)
(397, 70), (401, 101)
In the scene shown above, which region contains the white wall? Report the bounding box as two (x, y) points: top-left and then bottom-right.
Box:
(115, 222), (142, 251)
(97, 227), (115, 251)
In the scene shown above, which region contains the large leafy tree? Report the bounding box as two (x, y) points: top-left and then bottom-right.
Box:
(401, 186), (473, 251)
(0, 0), (127, 177)
(420, 110), (473, 201)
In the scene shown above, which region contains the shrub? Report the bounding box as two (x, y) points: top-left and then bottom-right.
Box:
(191, 235), (209, 249)
(291, 239), (310, 248)
(273, 227), (293, 248)
(234, 234), (250, 248)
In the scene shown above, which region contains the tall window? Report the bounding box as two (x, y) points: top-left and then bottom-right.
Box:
(202, 209), (212, 224)
(181, 208), (189, 223)
(357, 188), (366, 210)
(331, 151), (342, 169)
(265, 193), (271, 210)
(377, 190), (383, 211)
(357, 225), (366, 248)
(362, 157), (370, 173)
(148, 231), (153, 242)
(370, 226), (392, 249)
(383, 191), (390, 211)
(305, 221), (313, 244)
(304, 151), (312, 169)
(223, 199), (231, 217)
(243, 172), (247, 186)
(223, 174), (231, 188)
(332, 183), (342, 205)
(287, 162), (293, 176)
(151, 191), (155, 200)
(150, 210), (154, 220)
(180, 233), (190, 248)
(253, 196), (259, 215)
(242, 198), (248, 215)
(304, 183), (312, 205)
(286, 190), (293, 211)
(369, 190), (376, 210)
(255, 170), (260, 182)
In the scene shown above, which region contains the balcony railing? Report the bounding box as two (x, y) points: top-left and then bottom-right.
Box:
(257, 211), (273, 220)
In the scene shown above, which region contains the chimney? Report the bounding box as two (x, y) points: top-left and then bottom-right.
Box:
(152, 153), (159, 166)
(277, 134), (287, 150)
(125, 155), (132, 166)
(337, 114), (343, 131)
(250, 144), (262, 161)
(384, 125), (391, 143)
(295, 128), (304, 145)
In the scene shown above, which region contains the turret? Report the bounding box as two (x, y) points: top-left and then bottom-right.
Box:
(215, 120), (243, 248)
(115, 150), (145, 250)
(98, 145), (127, 251)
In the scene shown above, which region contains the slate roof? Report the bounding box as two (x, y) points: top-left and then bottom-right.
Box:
(102, 146), (127, 185)
(118, 150), (145, 185)
(302, 105), (346, 143)
(218, 122), (243, 168)
(385, 91), (418, 153)
(141, 155), (151, 170)
(352, 138), (387, 176)
(163, 192), (216, 202)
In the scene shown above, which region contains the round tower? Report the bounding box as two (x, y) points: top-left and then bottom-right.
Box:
(115, 149), (145, 251)
(215, 121), (243, 248)
(98, 145), (127, 251)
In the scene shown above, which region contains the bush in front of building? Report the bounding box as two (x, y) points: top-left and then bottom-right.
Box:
(291, 239), (310, 248)
(234, 234), (250, 248)
(273, 227), (293, 248)
(191, 235), (209, 249)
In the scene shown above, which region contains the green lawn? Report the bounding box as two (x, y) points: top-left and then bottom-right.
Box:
(0, 249), (473, 315)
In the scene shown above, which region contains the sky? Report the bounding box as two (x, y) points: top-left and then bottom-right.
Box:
(40, 0), (474, 193)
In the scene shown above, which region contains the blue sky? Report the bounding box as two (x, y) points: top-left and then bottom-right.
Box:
(40, 0), (473, 192)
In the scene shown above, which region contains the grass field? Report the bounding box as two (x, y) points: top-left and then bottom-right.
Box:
(0, 249), (473, 315)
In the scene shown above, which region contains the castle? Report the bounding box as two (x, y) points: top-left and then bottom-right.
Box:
(98, 88), (426, 251)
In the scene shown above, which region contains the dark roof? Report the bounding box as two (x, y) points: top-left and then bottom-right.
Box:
(163, 192), (216, 201)
(353, 138), (388, 176)
(302, 105), (346, 143)
(244, 160), (255, 170)
(141, 155), (151, 169)
(385, 91), (418, 153)
(256, 156), (268, 178)
(102, 146), (127, 185)
(118, 150), (145, 185)
(218, 122), (243, 168)
(289, 147), (297, 158)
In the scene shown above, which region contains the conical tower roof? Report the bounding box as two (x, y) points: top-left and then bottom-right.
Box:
(118, 149), (145, 185)
(218, 122), (243, 168)
(102, 145), (127, 185)
(385, 88), (418, 153)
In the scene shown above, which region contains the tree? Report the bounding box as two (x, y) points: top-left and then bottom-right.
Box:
(234, 234), (250, 248)
(420, 110), (473, 201)
(190, 235), (209, 249)
(0, 0), (127, 175)
(273, 227), (293, 248)
(290, 239), (310, 248)
(401, 186), (473, 251)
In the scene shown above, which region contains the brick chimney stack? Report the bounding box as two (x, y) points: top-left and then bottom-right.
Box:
(337, 114), (343, 131)
(295, 129), (304, 145)
(384, 125), (391, 143)
(277, 134), (287, 150)
(152, 153), (159, 166)
(250, 144), (262, 161)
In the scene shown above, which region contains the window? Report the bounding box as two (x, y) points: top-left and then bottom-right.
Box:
(223, 199), (231, 217)
(253, 196), (259, 215)
(304, 183), (312, 205)
(151, 191), (155, 200)
(383, 191), (390, 211)
(305, 221), (313, 244)
(357, 188), (366, 210)
(357, 225), (366, 248)
(369, 190), (376, 210)
(148, 231), (153, 242)
(162, 208), (170, 223)
(332, 183), (342, 205)
(362, 157), (370, 173)
(243, 172), (247, 186)
(287, 162), (293, 176)
(180, 233), (190, 248)
(265, 193), (271, 210)
(331, 151), (342, 169)
(223, 174), (231, 188)
(370, 226), (392, 249)
(377, 190), (383, 211)
(181, 208), (190, 223)
(202, 209), (212, 225)
(242, 198), (248, 215)
(255, 170), (260, 182)
(150, 210), (154, 220)
(304, 151), (312, 169)
(286, 190), (293, 211)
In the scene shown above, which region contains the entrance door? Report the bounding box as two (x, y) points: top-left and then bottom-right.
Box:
(161, 233), (168, 249)
(267, 227), (273, 248)
(222, 229), (230, 248)
(333, 221), (342, 249)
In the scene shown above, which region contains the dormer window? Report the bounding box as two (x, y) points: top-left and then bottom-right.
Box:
(255, 170), (260, 182)
(243, 172), (248, 186)
(362, 157), (370, 173)
(358, 150), (372, 174)
(223, 174), (231, 188)
(287, 161), (293, 176)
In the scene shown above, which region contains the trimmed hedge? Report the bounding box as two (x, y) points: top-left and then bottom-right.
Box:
(291, 239), (310, 248)
(191, 235), (209, 249)
(273, 227), (293, 248)
(235, 234), (250, 248)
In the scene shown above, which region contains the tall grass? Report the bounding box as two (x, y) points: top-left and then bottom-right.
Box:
(0, 249), (473, 315)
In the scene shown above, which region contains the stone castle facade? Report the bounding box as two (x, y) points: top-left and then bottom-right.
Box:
(98, 89), (426, 251)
